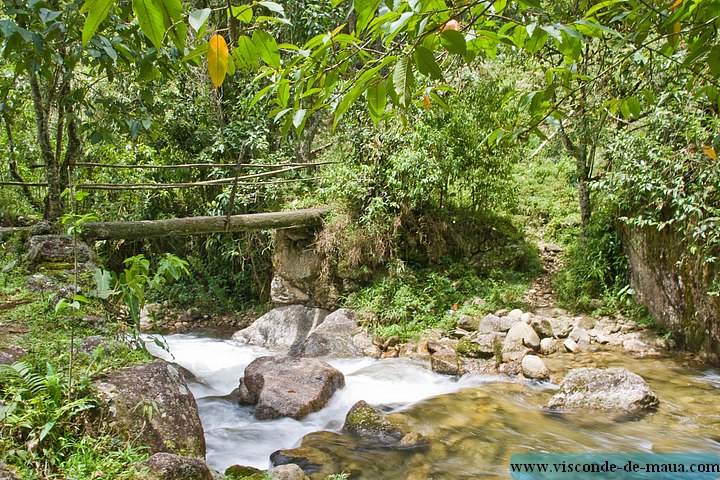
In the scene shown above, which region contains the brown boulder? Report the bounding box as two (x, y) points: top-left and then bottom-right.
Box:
(239, 356), (345, 420)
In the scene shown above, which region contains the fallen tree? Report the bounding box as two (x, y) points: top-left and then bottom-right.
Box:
(80, 207), (331, 240)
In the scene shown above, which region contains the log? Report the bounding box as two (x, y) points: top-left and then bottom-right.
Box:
(80, 207), (331, 240)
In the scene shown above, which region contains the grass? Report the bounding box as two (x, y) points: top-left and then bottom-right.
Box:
(345, 263), (533, 340)
(0, 240), (153, 479)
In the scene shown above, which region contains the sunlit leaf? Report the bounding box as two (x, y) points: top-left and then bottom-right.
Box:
(207, 34), (229, 88)
(257, 1), (285, 16)
(188, 8), (211, 33)
(252, 30), (281, 69)
(230, 5), (252, 23)
(703, 146), (717, 161)
(81, 0), (114, 45)
(132, 0), (164, 49)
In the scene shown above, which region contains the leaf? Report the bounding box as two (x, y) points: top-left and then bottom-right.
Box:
(423, 93), (431, 109)
(355, 0), (381, 33)
(81, 0), (114, 45)
(252, 30), (281, 69)
(230, 5), (252, 23)
(292, 109), (306, 130)
(40, 8), (62, 23)
(413, 45), (443, 79)
(159, 0), (185, 48)
(257, 1), (285, 16)
(367, 81), (387, 124)
(188, 8), (211, 33)
(703, 146), (717, 161)
(207, 34), (229, 88)
(708, 46), (720, 76)
(393, 56), (414, 108)
(132, 0), (165, 49)
(333, 83), (367, 130)
(233, 35), (258, 72)
(440, 30), (466, 56)
(525, 26), (548, 53)
(669, 0), (683, 9)
(584, 0), (626, 17)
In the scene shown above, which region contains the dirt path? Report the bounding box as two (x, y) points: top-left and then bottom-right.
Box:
(524, 240), (563, 309)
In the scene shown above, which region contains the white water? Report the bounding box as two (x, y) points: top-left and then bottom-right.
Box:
(145, 333), (504, 471)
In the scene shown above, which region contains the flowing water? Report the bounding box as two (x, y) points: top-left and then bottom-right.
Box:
(148, 333), (720, 479)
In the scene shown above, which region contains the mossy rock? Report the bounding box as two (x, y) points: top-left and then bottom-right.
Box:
(456, 337), (481, 358)
(224, 464), (266, 479)
(341, 400), (404, 443)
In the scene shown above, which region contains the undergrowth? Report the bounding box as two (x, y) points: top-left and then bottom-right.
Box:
(346, 262), (533, 340)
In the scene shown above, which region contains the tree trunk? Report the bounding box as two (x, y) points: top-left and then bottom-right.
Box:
(29, 73), (65, 221)
(80, 207), (331, 240)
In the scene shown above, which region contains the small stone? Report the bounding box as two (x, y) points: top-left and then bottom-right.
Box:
(430, 348), (463, 376)
(266, 464), (309, 480)
(577, 316), (596, 330)
(477, 314), (502, 333)
(505, 322), (540, 350)
(564, 338), (580, 353)
(569, 327), (591, 345)
(521, 312), (532, 324)
(507, 309), (524, 319)
(522, 355), (549, 380)
(531, 318), (554, 339)
(540, 338), (558, 355)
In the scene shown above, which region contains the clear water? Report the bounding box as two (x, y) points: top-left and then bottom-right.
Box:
(147, 334), (720, 479)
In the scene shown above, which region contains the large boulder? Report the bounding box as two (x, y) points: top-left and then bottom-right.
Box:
(26, 234), (93, 272)
(232, 305), (329, 355)
(239, 356), (345, 420)
(138, 453), (213, 480)
(502, 322), (539, 361)
(546, 367), (659, 415)
(301, 309), (375, 357)
(92, 361), (205, 457)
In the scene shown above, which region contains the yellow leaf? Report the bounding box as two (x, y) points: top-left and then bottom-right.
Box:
(669, 0), (683, 9)
(423, 94), (431, 110)
(207, 34), (229, 88)
(673, 21), (681, 35)
(703, 146), (717, 160)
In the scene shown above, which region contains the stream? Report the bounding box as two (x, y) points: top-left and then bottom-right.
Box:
(148, 332), (720, 479)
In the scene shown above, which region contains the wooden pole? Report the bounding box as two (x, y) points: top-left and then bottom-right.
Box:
(80, 207), (331, 240)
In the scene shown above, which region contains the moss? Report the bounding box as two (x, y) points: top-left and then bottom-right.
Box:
(224, 465), (266, 479)
(456, 337), (481, 358)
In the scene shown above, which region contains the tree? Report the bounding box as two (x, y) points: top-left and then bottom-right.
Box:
(0, 0), (185, 220)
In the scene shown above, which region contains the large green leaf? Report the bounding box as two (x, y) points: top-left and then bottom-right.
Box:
(413, 45), (443, 79)
(132, 0), (164, 49)
(393, 55), (414, 108)
(355, 0), (381, 33)
(366, 81), (387, 124)
(252, 30), (281, 69)
(233, 35), (258, 72)
(160, 0), (186, 49)
(81, 0), (114, 46)
(440, 30), (466, 56)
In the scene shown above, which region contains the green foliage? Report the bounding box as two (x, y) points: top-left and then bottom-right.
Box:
(99, 253), (190, 327)
(0, 362), (95, 476)
(511, 153), (581, 245)
(347, 262), (531, 340)
(555, 206), (629, 312)
(600, 96), (720, 295)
